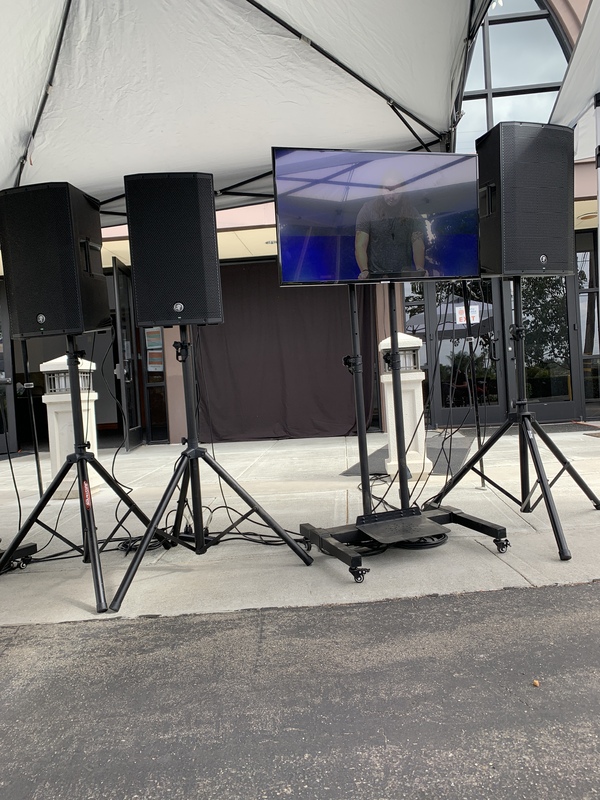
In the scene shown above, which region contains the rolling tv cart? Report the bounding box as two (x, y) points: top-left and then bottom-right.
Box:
(300, 282), (509, 581)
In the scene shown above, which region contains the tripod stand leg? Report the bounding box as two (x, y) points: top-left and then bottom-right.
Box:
(109, 455), (191, 611)
(0, 459), (74, 573)
(200, 450), (313, 565)
(427, 419), (513, 507)
(76, 459), (108, 612)
(189, 458), (205, 553)
(530, 418), (600, 509)
(87, 458), (153, 526)
(519, 422), (532, 512)
(171, 459), (191, 538)
(522, 416), (571, 561)
(169, 459), (206, 553)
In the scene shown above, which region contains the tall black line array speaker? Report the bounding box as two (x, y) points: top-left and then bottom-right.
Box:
(476, 121), (574, 277)
(124, 172), (223, 328)
(0, 183), (111, 338)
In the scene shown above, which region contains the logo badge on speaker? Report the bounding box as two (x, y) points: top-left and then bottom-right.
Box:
(36, 314), (46, 324)
(174, 302), (184, 313)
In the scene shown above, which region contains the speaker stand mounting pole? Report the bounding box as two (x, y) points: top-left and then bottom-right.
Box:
(0, 336), (154, 611)
(109, 324), (312, 612)
(425, 276), (600, 560)
(462, 281), (485, 488)
(21, 339), (44, 497)
(387, 282), (412, 509)
(345, 284), (374, 518)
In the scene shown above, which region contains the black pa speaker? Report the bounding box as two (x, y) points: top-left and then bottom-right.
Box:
(0, 183), (111, 338)
(124, 173), (223, 328)
(476, 121), (574, 277)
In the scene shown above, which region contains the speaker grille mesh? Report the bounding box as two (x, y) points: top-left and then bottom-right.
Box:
(125, 173), (223, 327)
(0, 183), (109, 338)
(501, 123), (574, 276)
(477, 122), (574, 277)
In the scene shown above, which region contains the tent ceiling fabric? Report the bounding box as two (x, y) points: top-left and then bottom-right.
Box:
(2, 0), (489, 223)
(551, 0), (600, 161)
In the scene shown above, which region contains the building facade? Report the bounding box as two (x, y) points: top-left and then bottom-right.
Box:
(401, 0), (599, 430)
(0, 0), (596, 452)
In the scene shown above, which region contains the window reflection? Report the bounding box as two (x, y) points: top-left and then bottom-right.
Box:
(488, 0), (541, 16)
(404, 281), (500, 410)
(522, 277), (572, 402)
(576, 233), (595, 291)
(464, 32), (484, 92)
(456, 98), (487, 153)
(493, 91), (558, 125)
(580, 294), (599, 356)
(489, 19), (566, 86)
(462, 1), (568, 146)
(437, 281), (499, 409)
(577, 231), (600, 409)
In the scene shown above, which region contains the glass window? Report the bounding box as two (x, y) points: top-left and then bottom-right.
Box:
(522, 277), (572, 402)
(488, 0), (541, 15)
(464, 32), (485, 92)
(577, 248), (593, 291)
(147, 385), (168, 441)
(577, 231), (600, 409)
(489, 19), (567, 87)
(580, 294), (600, 356)
(437, 281), (499, 409)
(455, 98), (488, 153)
(492, 91), (558, 125)
(577, 232), (599, 357)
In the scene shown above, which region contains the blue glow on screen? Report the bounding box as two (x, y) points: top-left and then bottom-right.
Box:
(273, 148), (480, 285)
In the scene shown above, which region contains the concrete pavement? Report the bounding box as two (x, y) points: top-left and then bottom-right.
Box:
(2, 425), (600, 625)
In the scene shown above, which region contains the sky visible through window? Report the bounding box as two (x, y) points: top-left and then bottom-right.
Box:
(457, 1), (568, 153)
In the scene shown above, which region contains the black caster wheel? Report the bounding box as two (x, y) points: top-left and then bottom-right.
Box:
(495, 539), (511, 554)
(349, 567), (370, 583)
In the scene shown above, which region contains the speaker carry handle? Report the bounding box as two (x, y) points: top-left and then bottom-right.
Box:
(478, 183), (496, 218)
(79, 237), (102, 274)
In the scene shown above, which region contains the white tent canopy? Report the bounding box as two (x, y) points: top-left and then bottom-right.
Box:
(1, 0), (490, 224)
(551, 0), (600, 161)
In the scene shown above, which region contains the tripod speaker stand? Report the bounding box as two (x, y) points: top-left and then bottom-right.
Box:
(109, 324), (313, 612)
(0, 336), (154, 612)
(425, 276), (600, 560)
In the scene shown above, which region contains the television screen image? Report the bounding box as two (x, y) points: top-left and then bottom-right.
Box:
(272, 148), (480, 285)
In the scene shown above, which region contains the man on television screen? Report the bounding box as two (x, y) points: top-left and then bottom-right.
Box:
(354, 176), (427, 280)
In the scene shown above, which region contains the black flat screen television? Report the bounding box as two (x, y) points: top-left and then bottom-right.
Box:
(272, 147), (480, 285)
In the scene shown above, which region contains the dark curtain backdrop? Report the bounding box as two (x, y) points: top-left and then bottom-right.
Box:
(195, 259), (376, 442)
